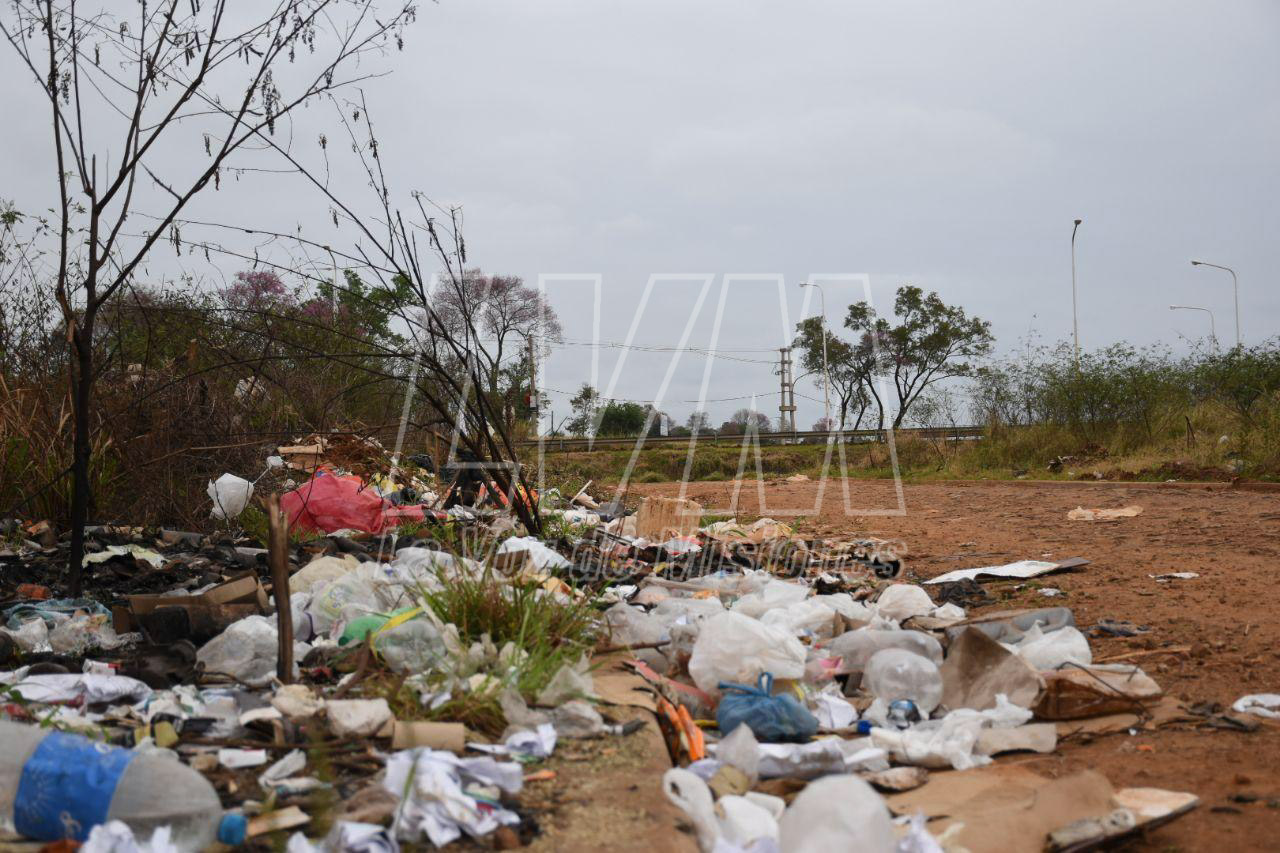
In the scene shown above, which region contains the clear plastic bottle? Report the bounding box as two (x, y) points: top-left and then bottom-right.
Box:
(0, 720), (246, 850)
(863, 648), (944, 714)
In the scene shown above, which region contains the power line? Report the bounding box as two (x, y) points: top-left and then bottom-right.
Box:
(548, 339), (778, 363)
(542, 386), (782, 405)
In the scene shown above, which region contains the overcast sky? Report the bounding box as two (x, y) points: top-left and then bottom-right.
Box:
(3, 0), (1277, 430)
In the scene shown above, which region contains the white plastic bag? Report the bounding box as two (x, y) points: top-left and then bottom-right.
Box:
(604, 602), (668, 646)
(1007, 623), (1092, 670)
(825, 628), (943, 674)
(687, 612), (806, 694)
(777, 775), (895, 853)
(662, 768), (781, 852)
(814, 593), (874, 623)
(718, 723), (761, 785)
(730, 580), (809, 619)
(197, 615), (308, 687)
(873, 584), (935, 621)
(496, 536), (571, 571)
(759, 598), (840, 638)
(208, 472), (254, 520)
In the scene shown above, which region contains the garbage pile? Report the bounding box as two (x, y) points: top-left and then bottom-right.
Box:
(0, 461), (1262, 852)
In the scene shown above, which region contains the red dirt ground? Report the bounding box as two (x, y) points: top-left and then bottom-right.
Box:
(627, 478), (1280, 851)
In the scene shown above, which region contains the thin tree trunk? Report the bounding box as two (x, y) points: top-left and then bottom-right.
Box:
(66, 322), (93, 595)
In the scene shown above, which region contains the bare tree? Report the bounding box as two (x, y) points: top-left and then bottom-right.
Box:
(1, 0), (415, 591)
(431, 270), (562, 430)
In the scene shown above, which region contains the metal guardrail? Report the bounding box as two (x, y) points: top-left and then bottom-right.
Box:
(519, 425), (985, 453)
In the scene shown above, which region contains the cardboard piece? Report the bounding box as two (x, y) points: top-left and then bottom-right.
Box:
(592, 656), (659, 712)
(114, 573), (269, 635)
(886, 766), (1117, 853)
(1067, 505), (1142, 521)
(940, 627), (1045, 711)
(927, 557), (1089, 585)
(888, 764), (1196, 853)
(1054, 695), (1191, 738)
(1034, 666), (1162, 721)
(863, 766), (929, 793)
(634, 496), (703, 540)
(247, 805), (310, 837)
(391, 721), (467, 752)
(1048, 788), (1199, 851)
(974, 723), (1058, 756)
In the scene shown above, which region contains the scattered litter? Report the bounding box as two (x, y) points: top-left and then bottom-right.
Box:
(1067, 505), (1143, 521)
(0, 470), (1211, 850)
(926, 557), (1088, 585)
(1231, 694), (1280, 719)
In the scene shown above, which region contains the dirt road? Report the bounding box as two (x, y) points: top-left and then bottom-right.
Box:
(627, 478), (1280, 850)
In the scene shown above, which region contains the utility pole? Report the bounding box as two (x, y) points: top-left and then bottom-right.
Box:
(778, 347), (796, 436)
(527, 334), (539, 437)
(1071, 218), (1082, 367)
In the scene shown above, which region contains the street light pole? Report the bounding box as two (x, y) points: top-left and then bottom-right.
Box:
(800, 282), (831, 429)
(1190, 260), (1240, 348)
(1071, 219), (1082, 366)
(1169, 304), (1218, 350)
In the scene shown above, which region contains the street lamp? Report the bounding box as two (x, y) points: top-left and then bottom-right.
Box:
(1169, 305), (1218, 350)
(1071, 219), (1082, 366)
(799, 282), (831, 430)
(1190, 260), (1240, 348)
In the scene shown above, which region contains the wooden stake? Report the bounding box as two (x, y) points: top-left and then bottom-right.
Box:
(267, 493), (294, 683)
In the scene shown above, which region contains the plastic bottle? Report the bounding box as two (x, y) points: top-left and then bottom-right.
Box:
(863, 648), (944, 714)
(0, 720), (246, 850)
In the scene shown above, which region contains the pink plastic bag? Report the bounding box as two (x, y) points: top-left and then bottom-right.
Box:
(281, 473), (425, 534)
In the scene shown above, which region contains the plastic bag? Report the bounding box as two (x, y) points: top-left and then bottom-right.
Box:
(208, 472), (254, 521)
(604, 602), (668, 646)
(496, 536), (571, 571)
(308, 563), (399, 637)
(289, 554), (360, 596)
(687, 612), (806, 694)
(662, 768), (781, 853)
(718, 723), (761, 785)
(1006, 623), (1092, 670)
(197, 615), (308, 687)
(730, 580), (809, 619)
(281, 473), (424, 534)
(536, 656), (593, 705)
(826, 628), (943, 674)
(873, 584), (936, 621)
(3, 618), (51, 653)
(759, 598), (839, 638)
(652, 595), (726, 624)
(717, 673), (818, 743)
(813, 593), (874, 623)
(777, 774), (896, 853)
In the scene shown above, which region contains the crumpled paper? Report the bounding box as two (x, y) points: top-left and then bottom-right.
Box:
(469, 723), (557, 759)
(81, 821), (178, 853)
(0, 670), (151, 704)
(286, 822), (399, 853)
(383, 748), (524, 846)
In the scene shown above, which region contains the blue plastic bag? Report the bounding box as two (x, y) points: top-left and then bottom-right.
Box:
(717, 672), (818, 743)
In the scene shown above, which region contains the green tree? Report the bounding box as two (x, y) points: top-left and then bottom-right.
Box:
(596, 401), (649, 437)
(565, 383), (600, 436)
(845, 285), (994, 429)
(792, 316), (877, 430)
